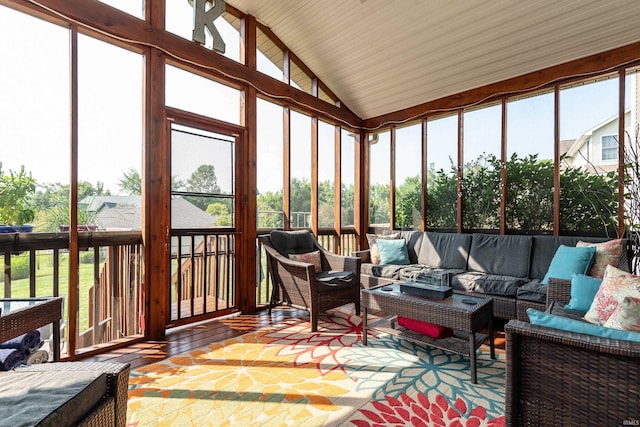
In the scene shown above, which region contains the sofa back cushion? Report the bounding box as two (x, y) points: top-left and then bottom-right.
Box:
(467, 233), (532, 278)
(417, 232), (471, 269)
(530, 236), (629, 280)
(399, 231), (423, 264)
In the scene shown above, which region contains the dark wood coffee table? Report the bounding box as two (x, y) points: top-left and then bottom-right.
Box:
(361, 283), (495, 383)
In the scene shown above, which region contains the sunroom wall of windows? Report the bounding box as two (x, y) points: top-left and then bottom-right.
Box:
(374, 73), (630, 238)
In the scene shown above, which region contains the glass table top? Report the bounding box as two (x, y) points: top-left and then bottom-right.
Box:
(0, 298), (54, 316)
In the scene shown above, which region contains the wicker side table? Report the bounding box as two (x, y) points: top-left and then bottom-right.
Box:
(0, 297), (63, 361)
(361, 283), (495, 383)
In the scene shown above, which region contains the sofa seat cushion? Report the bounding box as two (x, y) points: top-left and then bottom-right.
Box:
(451, 271), (528, 296)
(516, 279), (547, 303)
(0, 368), (107, 427)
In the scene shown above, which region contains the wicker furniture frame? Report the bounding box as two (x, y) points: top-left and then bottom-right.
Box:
(505, 278), (640, 426)
(259, 233), (361, 332)
(0, 297), (63, 361)
(361, 283), (495, 383)
(8, 361), (130, 426)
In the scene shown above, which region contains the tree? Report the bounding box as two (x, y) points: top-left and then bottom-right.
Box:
(369, 183), (390, 226)
(32, 180), (109, 231)
(257, 189), (284, 228)
(505, 153), (554, 231)
(0, 163), (36, 225)
(187, 164), (221, 194)
(206, 202), (233, 226)
(184, 164), (221, 210)
(395, 176), (421, 229)
(290, 177), (311, 227)
(340, 183), (355, 226)
(119, 168), (142, 195)
(392, 153), (619, 234)
(462, 154), (500, 230)
(426, 164), (457, 229)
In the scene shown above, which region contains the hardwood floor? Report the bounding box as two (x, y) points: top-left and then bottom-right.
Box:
(83, 307), (505, 370)
(83, 307), (309, 370)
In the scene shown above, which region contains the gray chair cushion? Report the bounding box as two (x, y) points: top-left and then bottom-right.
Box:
(0, 368), (107, 427)
(467, 233), (532, 278)
(516, 279), (547, 303)
(417, 231), (472, 269)
(270, 230), (315, 256)
(451, 271), (528, 296)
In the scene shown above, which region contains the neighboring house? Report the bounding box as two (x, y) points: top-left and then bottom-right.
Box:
(561, 110), (631, 174)
(79, 195), (217, 230)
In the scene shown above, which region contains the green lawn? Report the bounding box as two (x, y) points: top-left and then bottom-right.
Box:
(2, 252), (96, 331)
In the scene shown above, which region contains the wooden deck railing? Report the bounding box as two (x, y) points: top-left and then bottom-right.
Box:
(169, 230), (237, 327)
(0, 231), (143, 357)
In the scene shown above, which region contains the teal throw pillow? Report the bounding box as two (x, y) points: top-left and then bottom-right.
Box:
(541, 245), (596, 285)
(566, 273), (603, 313)
(377, 238), (410, 265)
(527, 308), (640, 342)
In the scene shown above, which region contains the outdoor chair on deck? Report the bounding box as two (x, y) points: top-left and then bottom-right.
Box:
(259, 230), (361, 332)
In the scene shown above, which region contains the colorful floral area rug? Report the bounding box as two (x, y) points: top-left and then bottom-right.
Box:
(127, 307), (505, 426)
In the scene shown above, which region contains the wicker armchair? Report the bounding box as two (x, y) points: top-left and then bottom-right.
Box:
(505, 278), (640, 426)
(259, 230), (361, 332)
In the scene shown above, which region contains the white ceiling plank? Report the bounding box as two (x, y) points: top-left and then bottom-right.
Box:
(229, 0), (640, 119)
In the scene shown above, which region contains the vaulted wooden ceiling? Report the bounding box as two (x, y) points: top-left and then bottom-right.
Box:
(228, 0), (640, 120)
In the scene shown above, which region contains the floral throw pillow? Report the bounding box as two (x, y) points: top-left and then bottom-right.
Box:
(366, 233), (400, 265)
(584, 264), (640, 326)
(603, 295), (640, 332)
(576, 238), (624, 278)
(289, 250), (322, 273)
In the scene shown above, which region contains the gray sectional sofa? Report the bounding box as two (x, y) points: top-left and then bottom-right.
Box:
(354, 231), (629, 320)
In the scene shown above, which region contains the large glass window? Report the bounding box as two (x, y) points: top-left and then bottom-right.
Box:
(506, 91), (555, 232)
(256, 99), (284, 228)
(77, 35), (143, 231)
(290, 111), (312, 228)
(341, 130), (356, 228)
(0, 7), (70, 234)
(165, 1), (241, 63)
(601, 135), (618, 161)
(97, 0), (143, 19)
(426, 115), (458, 229)
(626, 68), (640, 270)
(395, 123), (422, 229)
(290, 58), (313, 95)
(559, 76), (619, 235)
(318, 121), (335, 228)
(369, 130), (391, 227)
(462, 104), (501, 231)
(166, 65), (241, 125)
(257, 27), (284, 81)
